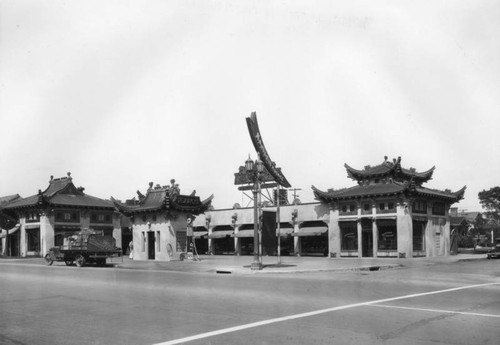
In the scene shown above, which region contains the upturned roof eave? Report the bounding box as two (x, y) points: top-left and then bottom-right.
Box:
(312, 185), (406, 202)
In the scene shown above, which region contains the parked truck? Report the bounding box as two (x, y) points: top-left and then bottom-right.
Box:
(44, 229), (121, 267)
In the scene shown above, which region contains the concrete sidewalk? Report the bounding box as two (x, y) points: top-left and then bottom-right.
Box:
(110, 253), (487, 275)
(0, 253), (487, 274)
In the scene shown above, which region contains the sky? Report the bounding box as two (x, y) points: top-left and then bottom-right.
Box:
(1, 0), (499, 212)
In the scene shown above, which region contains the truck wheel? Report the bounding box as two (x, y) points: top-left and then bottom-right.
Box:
(75, 255), (86, 267)
(65, 260), (73, 266)
(44, 253), (54, 266)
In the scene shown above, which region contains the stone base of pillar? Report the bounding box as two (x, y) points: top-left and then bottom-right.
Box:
(250, 262), (263, 270)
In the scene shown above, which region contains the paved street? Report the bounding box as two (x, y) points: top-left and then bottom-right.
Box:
(1, 257), (499, 345)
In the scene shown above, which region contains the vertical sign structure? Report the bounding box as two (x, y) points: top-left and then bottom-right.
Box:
(246, 112), (291, 264)
(246, 112), (291, 189)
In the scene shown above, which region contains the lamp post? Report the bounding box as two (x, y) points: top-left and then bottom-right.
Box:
(245, 155), (264, 270)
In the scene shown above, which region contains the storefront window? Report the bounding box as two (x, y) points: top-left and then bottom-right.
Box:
(26, 228), (40, 252)
(340, 222), (357, 251)
(377, 220), (397, 250)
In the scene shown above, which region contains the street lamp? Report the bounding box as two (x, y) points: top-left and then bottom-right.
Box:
(246, 155), (264, 270)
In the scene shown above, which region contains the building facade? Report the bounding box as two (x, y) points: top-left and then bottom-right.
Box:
(192, 157), (466, 258)
(0, 174), (122, 257)
(112, 180), (213, 261)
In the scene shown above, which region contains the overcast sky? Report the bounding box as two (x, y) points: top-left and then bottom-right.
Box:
(1, 0), (499, 212)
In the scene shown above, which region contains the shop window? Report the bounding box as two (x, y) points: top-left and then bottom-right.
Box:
(340, 222), (357, 251)
(156, 231), (161, 252)
(377, 220), (397, 251)
(27, 228), (40, 252)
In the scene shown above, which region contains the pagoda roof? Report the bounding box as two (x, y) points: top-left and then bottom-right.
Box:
(345, 156), (435, 184)
(312, 182), (407, 201)
(312, 182), (466, 203)
(0, 194), (21, 205)
(112, 180), (214, 216)
(2, 173), (114, 211)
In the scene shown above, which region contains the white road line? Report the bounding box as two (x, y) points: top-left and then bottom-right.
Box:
(371, 304), (500, 318)
(153, 282), (500, 345)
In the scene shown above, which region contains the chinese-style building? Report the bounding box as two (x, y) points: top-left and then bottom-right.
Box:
(112, 180), (213, 261)
(0, 173), (121, 257)
(312, 156), (466, 258)
(192, 156), (466, 259)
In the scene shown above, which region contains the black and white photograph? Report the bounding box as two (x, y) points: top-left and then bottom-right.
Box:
(1, 1), (499, 344)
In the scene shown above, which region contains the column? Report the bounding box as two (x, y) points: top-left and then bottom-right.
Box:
(234, 226), (240, 255)
(372, 219), (378, 258)
(357, 219), (362, 257)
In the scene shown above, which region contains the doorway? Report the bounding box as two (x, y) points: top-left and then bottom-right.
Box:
(361, 219), (373, 257)
(147, 231), (155, 260)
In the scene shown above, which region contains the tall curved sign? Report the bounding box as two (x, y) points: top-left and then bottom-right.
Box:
(246, 112), (291, 188)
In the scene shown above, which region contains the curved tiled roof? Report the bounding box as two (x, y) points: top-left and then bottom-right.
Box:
(112, 181), (214, 216)
(345, 157), (434, 184)
(312, 181), (407, 201)
(2, 174), (113, 210)
(312, 182), (466, 203)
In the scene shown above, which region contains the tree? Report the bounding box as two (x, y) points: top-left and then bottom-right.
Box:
(478, 187), (500, 221)
(478, 187), (500, 243)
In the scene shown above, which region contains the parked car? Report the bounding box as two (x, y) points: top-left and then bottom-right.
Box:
(487, 238), (500, 259)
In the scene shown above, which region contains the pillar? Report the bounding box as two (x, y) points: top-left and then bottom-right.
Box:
(357, 220), (362, 257)
(372, 219), (378, 258)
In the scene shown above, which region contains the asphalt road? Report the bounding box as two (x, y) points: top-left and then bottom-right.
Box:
(1, 259), (499, 345)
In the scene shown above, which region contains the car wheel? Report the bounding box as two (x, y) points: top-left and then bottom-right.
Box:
(75, 255), (86, 267)
(44, 253), (54, 266)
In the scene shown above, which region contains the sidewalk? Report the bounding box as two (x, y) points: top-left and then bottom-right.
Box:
(0, 253), (487, 274)
(111, 253), (487, 275)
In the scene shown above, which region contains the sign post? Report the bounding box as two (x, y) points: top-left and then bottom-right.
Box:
(237, 112), (291, 268)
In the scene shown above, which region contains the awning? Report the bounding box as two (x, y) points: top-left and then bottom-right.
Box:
(193, 231), (208, 238)
(208, 230), (234, 239)
(374, 216), (397, 220)
(55, 225), (81, 231)
(234, 229), (254, 238)
(412, 216), (428, 222)
(293, 227), (328, 237)
(276, 228), (294, 236)
(375, 218), (397, 227)
(0, 225), (20, 238)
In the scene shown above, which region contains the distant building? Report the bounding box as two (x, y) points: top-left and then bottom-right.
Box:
(193, 157), (466, 258)
(112, 180), (213, 261)
(1, 173), (121, 257)
(0, 194), (21, 255)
